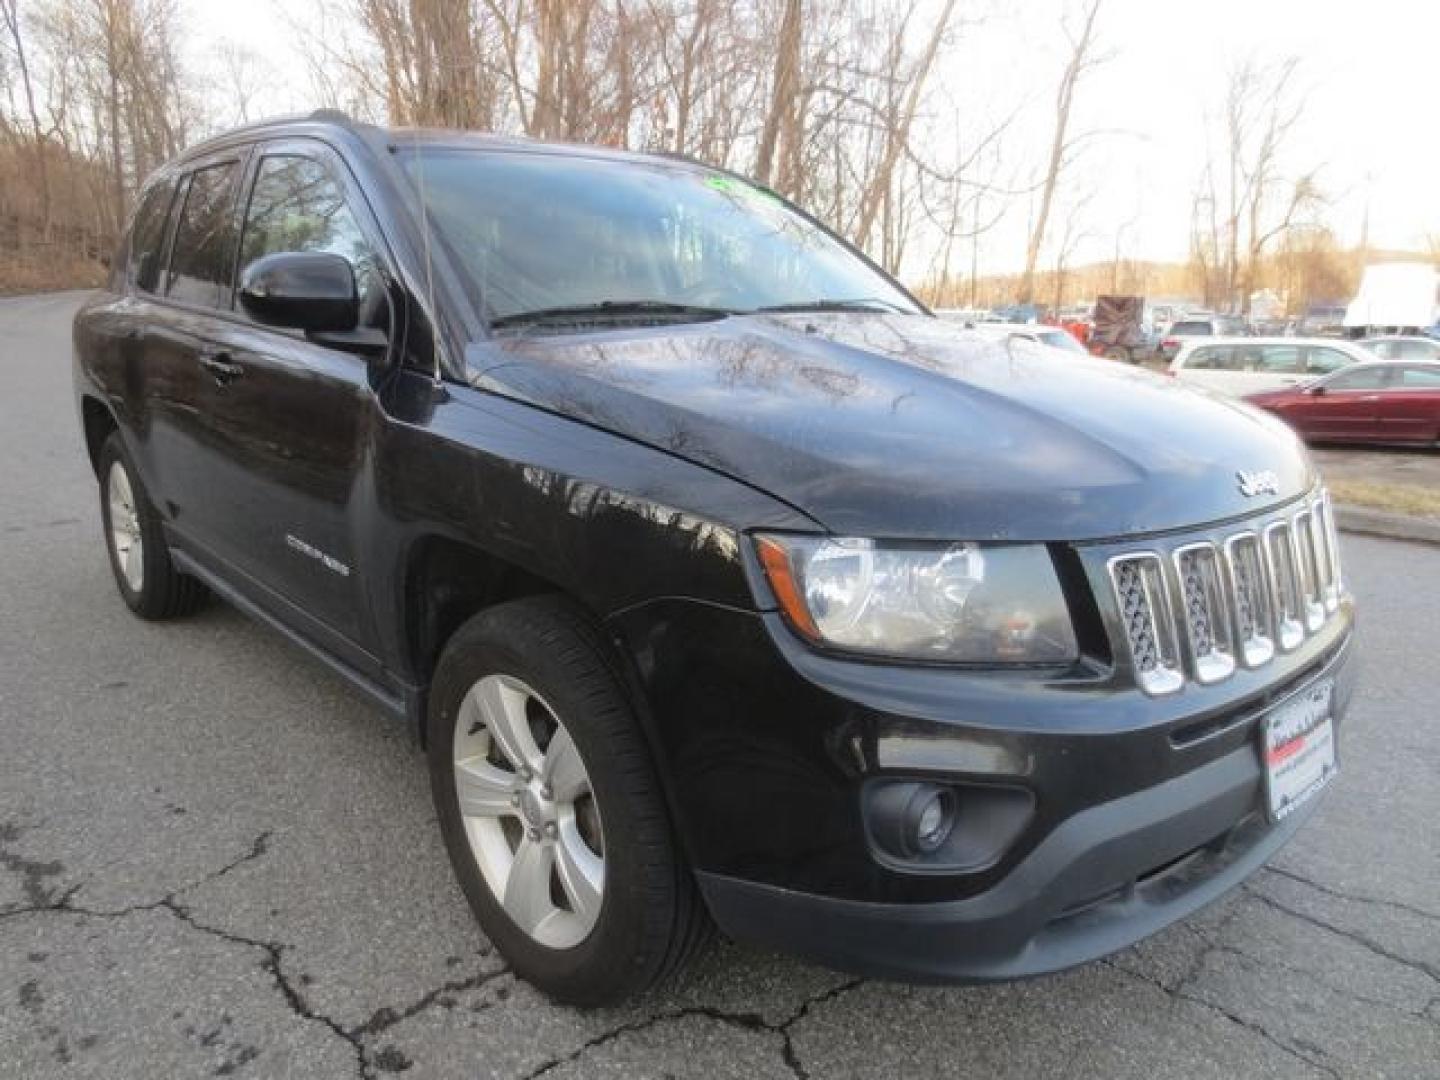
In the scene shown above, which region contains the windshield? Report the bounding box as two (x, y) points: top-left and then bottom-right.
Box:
(399, 149), (920, 325)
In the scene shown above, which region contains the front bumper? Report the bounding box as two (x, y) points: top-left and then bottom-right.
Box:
(697, 636), (1354, 981)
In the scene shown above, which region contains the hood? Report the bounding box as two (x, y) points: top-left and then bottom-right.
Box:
(467, 313), (1316, 541)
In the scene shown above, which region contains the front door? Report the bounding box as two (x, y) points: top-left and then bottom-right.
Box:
(188, 144), (399, 664)
(1295, 366), (1389, 441)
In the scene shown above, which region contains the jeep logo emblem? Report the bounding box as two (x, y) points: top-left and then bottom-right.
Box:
(1236, 469), (1280, 498)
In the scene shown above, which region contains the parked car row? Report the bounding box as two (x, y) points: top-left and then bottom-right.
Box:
(1162, 334), (1440, 448)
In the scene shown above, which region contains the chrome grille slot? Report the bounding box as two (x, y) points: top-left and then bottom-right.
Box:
(1311, 497), (1339, 611)
(1263, 521), (1306, 652)
(1108, 554), (1183, 696)
(1173, 543), (1236, 684)
(1105, 488), (1343, 694)
(1223, 533), (1274, 668)
(1292, 509), (1326, 632)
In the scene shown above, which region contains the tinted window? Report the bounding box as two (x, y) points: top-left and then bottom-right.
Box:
(1256, 345), (1303, 374)
(128, 179), (175, 293)
(166, 162), (240, 307)
(239, 155), (379, 306)
(1323, 367), (1390, 391)
(1306, 347), (1352, 375)
(1186, 345), (1241, 370)
(1365, 340), (1398, 359)
(1171, 321), (1211, 336)
(1397, 365), (1440, 388)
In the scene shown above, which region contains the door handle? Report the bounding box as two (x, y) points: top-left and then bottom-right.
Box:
(199, 350), (244, 384)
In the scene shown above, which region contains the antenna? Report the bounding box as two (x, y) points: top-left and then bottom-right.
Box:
(410, 129), (442, 384)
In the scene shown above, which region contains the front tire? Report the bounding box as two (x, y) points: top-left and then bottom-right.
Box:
(427, 596), (709, 1005)
(97, 433), (207, 619)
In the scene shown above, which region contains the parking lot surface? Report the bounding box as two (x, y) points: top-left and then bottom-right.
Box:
(2, 293), (1437, 1079)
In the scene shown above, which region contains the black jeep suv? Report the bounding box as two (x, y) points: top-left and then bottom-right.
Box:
(73, 112), (1356, 1005)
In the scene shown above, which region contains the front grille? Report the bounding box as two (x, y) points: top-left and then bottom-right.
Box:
(1108, 488), (1344, 695)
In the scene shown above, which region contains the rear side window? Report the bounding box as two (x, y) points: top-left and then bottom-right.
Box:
(1398, 366), (1440, 388)
(238, 155), (379, 303)
(1186, 345), (1239, 370)
(1397, 339), (1440, 361)
(1256, 345), (1302, 374)
(128, 179), (175, 293)
(166, 161), (241, 307)
(1366, 340), (1397, 359)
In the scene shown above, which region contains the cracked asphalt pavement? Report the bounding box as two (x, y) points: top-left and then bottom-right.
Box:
(2, 292), (1438, 1078)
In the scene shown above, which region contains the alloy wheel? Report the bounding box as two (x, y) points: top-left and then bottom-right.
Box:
(452, 674), (605, 949)
(107, 461), (144, 592)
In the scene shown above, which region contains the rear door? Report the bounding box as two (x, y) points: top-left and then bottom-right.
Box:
(178, 141), (396, 663)
(1246, 343), (1308, 394)
(140, 151), (250, 548)
(1377, 365), (1440, 443)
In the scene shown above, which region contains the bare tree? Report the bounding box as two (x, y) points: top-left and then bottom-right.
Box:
(1, 0), (51, 237)
(1019, 0), (1104, 305)
(1191, 56), (1323, 314)
(851, 0), (958, 255)
(753, 0), (801, 186)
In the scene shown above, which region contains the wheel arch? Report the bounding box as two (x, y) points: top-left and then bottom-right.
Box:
(398, 534), (673, 790)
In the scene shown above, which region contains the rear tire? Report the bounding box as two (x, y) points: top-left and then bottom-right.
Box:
(427, 596), (710, 1005)
(97, 433), (207, 620)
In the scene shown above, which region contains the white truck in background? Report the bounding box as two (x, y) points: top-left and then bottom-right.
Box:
(1344, 262), (1439, 334)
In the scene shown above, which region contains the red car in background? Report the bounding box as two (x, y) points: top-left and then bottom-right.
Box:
(1246, 361), (1440, 446)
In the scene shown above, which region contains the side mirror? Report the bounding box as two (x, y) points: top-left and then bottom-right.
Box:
(239, 252), (359, 333)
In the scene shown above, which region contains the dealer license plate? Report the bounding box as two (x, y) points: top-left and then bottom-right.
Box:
(1261, 678), (1337, 821)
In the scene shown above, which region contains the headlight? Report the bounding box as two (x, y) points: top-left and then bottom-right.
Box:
(755, 535), (1078, 664)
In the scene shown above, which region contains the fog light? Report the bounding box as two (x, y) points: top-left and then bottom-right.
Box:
(910, 787), (955, 853)
(864, 779), (1034, 870)
(868, 781), (959, 860)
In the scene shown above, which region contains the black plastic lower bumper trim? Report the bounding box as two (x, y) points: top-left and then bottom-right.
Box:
(698, 738), (1321, 983)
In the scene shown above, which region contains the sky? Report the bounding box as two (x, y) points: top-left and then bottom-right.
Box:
(181, 0), (1439, 278)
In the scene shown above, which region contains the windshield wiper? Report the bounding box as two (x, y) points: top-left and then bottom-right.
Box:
(489, 300), (738, 330)
(752, 297), (913, 315)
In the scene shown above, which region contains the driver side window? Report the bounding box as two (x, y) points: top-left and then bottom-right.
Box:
(1322, 368), (1390, 391)
(1306, 347), (1352, 375)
